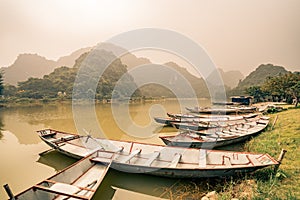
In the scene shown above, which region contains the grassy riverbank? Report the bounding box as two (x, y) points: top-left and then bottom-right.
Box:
(164, 107), (299, 199)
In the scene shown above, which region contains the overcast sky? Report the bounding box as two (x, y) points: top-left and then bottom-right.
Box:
(0, 0), (299, 75)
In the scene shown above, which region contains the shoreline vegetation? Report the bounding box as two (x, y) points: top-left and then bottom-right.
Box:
(162, 107), (299, 200)
(0, 97), (210, 108)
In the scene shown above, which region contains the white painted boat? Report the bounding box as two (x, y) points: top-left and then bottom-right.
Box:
(4, 152), (108, 200)
(186, 106), (257, 114)
(36, 129), (279, 178)
(171, 114), (262, 131)
(160, 116), (270, 148)
(154, 113), (258, 126)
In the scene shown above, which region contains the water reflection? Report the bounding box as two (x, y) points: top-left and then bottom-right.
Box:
(93, 169), (178, 200)
(0, 110), (4, 139)
(111, 186), (167, 200)
(37, 150), (77, 172)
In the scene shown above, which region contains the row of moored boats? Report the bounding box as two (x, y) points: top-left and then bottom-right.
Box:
(4, 105), (285, 200)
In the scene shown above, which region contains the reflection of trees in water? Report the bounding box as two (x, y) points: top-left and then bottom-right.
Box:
(0, 111), (4, 139)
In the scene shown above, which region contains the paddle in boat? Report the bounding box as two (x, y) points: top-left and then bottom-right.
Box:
(35, 129), (281, 178)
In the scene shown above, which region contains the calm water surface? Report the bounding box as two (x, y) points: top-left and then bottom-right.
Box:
(0, 99), (220, 199)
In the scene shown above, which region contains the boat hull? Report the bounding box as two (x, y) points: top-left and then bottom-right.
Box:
(36, 129), (278, 179)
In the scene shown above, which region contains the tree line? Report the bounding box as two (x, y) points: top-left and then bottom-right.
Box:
(246, 72), (300, 107)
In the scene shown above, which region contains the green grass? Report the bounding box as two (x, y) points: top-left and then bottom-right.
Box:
(164, 107), (300, 200)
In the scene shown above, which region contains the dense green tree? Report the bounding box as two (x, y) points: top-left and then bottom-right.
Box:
(261, 72), (300, 106)
(3, 84), (17, 97)
(245, 86), (268, 103)
(18, 78), (57, 98)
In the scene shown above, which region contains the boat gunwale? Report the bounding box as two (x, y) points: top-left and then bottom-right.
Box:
(13, 152), (100, 199)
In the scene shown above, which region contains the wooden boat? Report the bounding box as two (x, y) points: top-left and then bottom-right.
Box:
(167, 112), (201, 119)
(212, 101), (240, 106)
(155, 113), (258, 126)
(4, 152), (108, 200)
(160, 116), (270, 148)
(186, 106), (257, 114)
(171, 114), (262, 131)
(36, 129), (279, 178)
(154, 117), (181, 126)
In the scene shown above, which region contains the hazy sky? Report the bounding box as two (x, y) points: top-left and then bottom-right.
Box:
(0, 0), (299, 75)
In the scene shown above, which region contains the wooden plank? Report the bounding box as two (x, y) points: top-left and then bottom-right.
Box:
(33, 185), (89, 200)
(199, 149), (207, 168)
(43, 180), (96, 192)
(144, 151), (160, 166)
(119, 149), (141, 163)
(169, 153), (181, 168)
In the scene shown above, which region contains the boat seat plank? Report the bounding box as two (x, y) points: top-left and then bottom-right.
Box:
(236, 127), (248, 131)
(169, 153), (181, 168)
(199, 149), (207, 168)
(145, 151), (160, 166)
(33, 184), (89, 200)
(119, 149), (141, 163)
(223, 156), (232, 166)
(50, 135), (79, 144)
(44, 180), (95, 192)
(248, 155), (262, 166)
(222, 130), (234, 135)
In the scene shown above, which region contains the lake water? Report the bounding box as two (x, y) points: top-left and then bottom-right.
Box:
(1, 99), (218, 199)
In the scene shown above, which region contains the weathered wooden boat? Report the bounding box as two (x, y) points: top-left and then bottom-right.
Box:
(186, 106), (257, 114)
(212, 101), (240, 106)
(160, 116), (270, 148)
(36, 129), (279, 178)
(167, 112), (201, 119)
(154, 117), (181, 126)
(155, 113), (258, 126)
(171, 114), (262, 131)
(4, 152), (108, 200)
(228, 106), (258, 113)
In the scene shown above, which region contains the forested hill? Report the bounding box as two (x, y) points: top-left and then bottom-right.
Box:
(230, 64), (289, 95)
(15, 50), (141, 99)
(138, 62), (210, 98)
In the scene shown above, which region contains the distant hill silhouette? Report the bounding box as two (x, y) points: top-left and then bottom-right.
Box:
(230, 64), (289, 95)
(2, 54), (56, 85)
(137, 62), (210, 98)
(1, 47), (92, 85)
(56, 47), (93, 68)
(206, 68), (244, 89)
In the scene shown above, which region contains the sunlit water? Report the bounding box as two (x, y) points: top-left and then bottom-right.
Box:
(0, 99), (226, 199)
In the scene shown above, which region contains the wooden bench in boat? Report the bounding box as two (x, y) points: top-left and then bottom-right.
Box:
(118, 149), (142, 163)
(49, 135), (80, 144)
(169, 153), (181, 168)
(199, 149), (207, 168)
(145, 151), (160, 166)
(236, 127), (249, 131)
(33, 179), (97, 200)
(229, 129), (247, 134)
